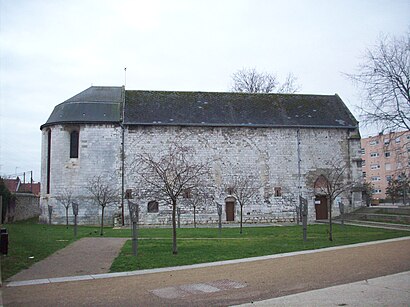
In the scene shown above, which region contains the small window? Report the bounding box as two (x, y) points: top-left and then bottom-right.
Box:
(70, 131), (79, 158)
(361, 148), (365, 155)
(371, 176), (381, 181)
(362, 160), (366, 167)
(395, 137), (400, 143)
(384, 139), (390, 145)
(147, 200), (159, 213)
(384, 152), (391, 158)
(183, 188), (192, 199)
(386, 175), (392, 182)
(372, 189), (382, 194)
(274, 187), (282, 197)
(362, 171), (366, 178)
(369, 140), (379, 146)
(370, 152), (379, 157)
(370, 164), (380, 170)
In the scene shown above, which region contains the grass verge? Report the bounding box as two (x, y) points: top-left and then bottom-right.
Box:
(109, 224), (409, 273)
(1, 219), (408, 281)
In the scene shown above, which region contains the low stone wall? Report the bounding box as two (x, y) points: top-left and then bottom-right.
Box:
(6, 193), (40, 222)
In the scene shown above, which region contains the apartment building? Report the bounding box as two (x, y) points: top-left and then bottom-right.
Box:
(361, 130), (410, 200)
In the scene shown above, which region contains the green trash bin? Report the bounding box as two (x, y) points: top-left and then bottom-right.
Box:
(0, 228), (8, 255)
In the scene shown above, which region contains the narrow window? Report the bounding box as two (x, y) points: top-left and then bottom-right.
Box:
(147, 200), (159, 213)
(183, 188), (192, 199)
(46, 130), (51, 194)
(274, 187), (282, 197)
(384, 152), (391, 158)
(70, 131), (79, 158)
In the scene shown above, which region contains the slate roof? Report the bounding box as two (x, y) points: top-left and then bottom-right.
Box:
(41, 86), (358, 130)
(124, 90), (358, 129)
(41, 86), (123, 129)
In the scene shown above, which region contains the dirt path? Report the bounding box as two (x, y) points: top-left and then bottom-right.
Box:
(3, 238), (410, 306)
(7, 237), (127, 282)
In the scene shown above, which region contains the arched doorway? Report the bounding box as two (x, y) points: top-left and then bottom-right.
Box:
(314, 175), (329, 220)
(225, 197), (235, 221)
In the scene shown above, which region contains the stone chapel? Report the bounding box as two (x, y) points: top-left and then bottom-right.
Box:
(40, 86), (363, 225)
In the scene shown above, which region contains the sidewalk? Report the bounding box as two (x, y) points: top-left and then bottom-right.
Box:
(234, 271), (410, 306)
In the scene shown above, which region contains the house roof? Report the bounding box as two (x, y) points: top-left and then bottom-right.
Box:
(124, 90), (358, 129)
(4, 178), (20, 193)
(3, 178), (41, 195)
(19, 183), (41, 196)
(41, 86), (123, 129)
(41, 86), (358, 130)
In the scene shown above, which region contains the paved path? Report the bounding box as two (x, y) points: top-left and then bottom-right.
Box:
(234, 271), (410, 306)
(7, 237), (128, 282)
(3, 237), (410, 306)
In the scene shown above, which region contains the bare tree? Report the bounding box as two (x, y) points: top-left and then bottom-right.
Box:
(137, 143), (209, 254)
(313, 159), (356, 241)
(231, 68), (300, 94)
(362, 182), (374, 207)
(386, 173), (410, 205)
(277, 73), (300, 94)
(347, 33), (410, 132)
(55, 188), (73, 228)
(183, 187), (208, 228)
(226, 174), (260, 234)
(86, 175), (119, 236)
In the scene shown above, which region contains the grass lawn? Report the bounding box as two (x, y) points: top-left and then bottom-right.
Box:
(1, 219), (409, 281)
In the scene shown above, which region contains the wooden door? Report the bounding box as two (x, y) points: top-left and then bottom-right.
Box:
(315, 196), (328, 220)
(225, 201), (235, 221)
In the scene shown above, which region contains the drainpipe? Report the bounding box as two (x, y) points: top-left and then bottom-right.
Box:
(347, 130), (353, 210)
(297, 128), (302, 223)
(297, 129), (301, 198)
(120, 85), (126, 226)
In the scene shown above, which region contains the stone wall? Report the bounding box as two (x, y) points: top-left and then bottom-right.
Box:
(124, 125), (363, 225)
(5, 193), (40, 222)
(40, 124), (122, 225)
(40, 123), (363, 225)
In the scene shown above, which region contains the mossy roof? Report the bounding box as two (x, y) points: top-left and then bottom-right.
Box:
(124, 90), (358, 129)
(41, 87), (358, 130)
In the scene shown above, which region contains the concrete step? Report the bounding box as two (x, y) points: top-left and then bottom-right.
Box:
(316, 219), (410, 231)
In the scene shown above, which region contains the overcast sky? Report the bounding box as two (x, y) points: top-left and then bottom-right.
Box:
(0, 0), (409, 181)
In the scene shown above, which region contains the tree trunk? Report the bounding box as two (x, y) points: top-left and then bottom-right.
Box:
(172, 199), (178, 254)
(328, 197), (333, 241)
(240, 203), (243, 234)
(100, 206), (105, 236)
(65, 206), (69, 229)
(193, 205), (196, 228)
